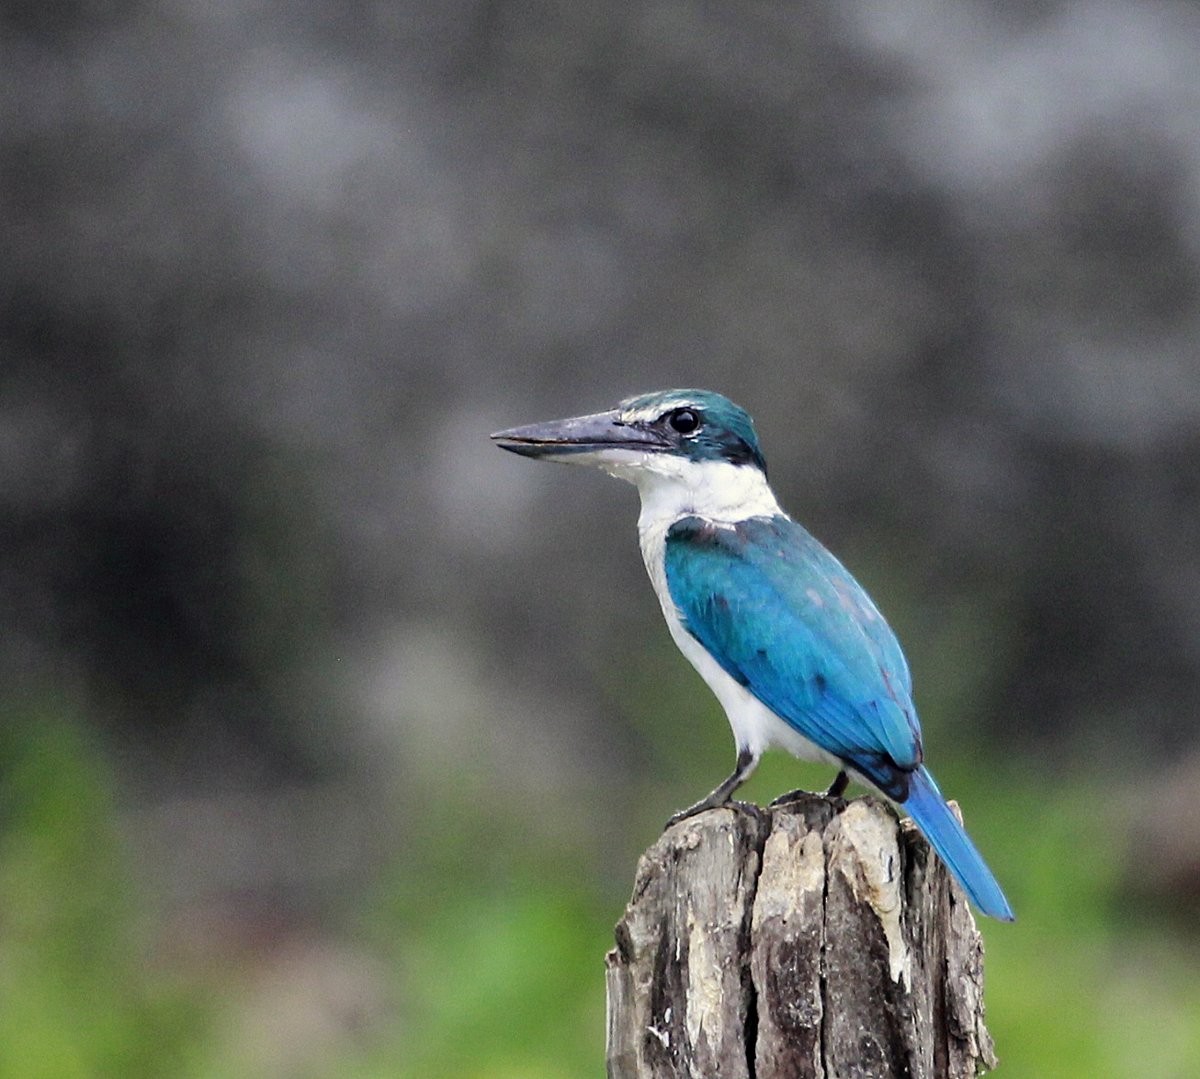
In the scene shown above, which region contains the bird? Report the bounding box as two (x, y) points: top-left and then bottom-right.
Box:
(491, 388), (1014, 921)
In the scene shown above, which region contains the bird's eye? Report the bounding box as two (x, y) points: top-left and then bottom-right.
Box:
(668, 408), (701, 434)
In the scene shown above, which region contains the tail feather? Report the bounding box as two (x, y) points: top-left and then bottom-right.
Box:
(902, 766), (1014, 922)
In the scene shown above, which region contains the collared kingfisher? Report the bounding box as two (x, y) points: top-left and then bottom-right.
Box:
(492, 389), (1013, 921)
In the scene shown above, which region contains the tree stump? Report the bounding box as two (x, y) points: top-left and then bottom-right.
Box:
(605, 793), (997, 1079)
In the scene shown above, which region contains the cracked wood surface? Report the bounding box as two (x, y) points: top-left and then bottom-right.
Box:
(605, 794), (997, 1079)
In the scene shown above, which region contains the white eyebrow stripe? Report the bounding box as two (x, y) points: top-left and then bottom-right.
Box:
(619, 397), (702, 424)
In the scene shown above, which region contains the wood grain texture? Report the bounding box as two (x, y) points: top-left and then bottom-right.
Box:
(605, 794), (997, 1079)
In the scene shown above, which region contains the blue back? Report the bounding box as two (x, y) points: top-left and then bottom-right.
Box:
(664, 514), (922, 798)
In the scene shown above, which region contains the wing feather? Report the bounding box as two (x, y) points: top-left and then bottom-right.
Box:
(664, 515), (922, 795)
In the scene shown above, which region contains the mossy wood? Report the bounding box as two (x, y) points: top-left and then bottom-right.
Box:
(605, 794), (996, 1079)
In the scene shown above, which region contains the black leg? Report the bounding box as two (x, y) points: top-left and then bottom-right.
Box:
(666, 747), (758, 827)
(826, 770), (850, 798)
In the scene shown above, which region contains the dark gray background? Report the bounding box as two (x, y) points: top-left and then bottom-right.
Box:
(3, 1), (1199, 1066)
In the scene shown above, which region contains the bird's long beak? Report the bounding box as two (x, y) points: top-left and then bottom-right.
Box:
(490, 409), (669, 460)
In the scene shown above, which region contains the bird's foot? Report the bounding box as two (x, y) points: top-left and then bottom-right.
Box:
(769, 787), (816, 807)
(665, 749), (760, 830)
(664, 797), (764, 830)
(769, 772), (850, 807)
(665, 794), (729, 829)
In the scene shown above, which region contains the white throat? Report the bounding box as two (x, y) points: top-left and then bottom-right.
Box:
(552, 445), (781, 567)
(569, 448), (779, 527)
(556, 447), (780, 525)
(625, 455), (779, 532)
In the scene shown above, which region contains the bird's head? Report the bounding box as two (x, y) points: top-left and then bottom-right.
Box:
(490, 389), (768, 482)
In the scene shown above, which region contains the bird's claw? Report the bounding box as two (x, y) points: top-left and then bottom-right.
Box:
(664, 798), (765, 830)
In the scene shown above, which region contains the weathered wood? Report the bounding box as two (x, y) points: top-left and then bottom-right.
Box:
(605, 794), (997, 1079)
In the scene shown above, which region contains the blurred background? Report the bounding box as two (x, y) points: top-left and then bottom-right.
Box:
(3, 1), (1200, 1076)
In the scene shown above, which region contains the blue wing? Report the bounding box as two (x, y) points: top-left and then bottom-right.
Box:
(664, 514), (922, 797)
(664, 514), (1015, 921)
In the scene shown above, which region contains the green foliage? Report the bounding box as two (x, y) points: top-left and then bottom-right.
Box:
(0, 704), (212, 1079)
(3, 692), (1200, 1077)
(969, 765), (1200, 1078)
(348, 802), (611, 1079)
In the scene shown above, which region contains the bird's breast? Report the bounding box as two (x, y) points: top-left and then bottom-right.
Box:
(637, 515), (675, 616)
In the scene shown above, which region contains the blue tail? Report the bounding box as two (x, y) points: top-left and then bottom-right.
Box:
(901, 766), (1014, 921)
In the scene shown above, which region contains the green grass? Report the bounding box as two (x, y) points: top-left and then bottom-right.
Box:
(0, 704), (213, 1079)
(968, 765), (1200, 1078)
(3, 693), (1199, 1077)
